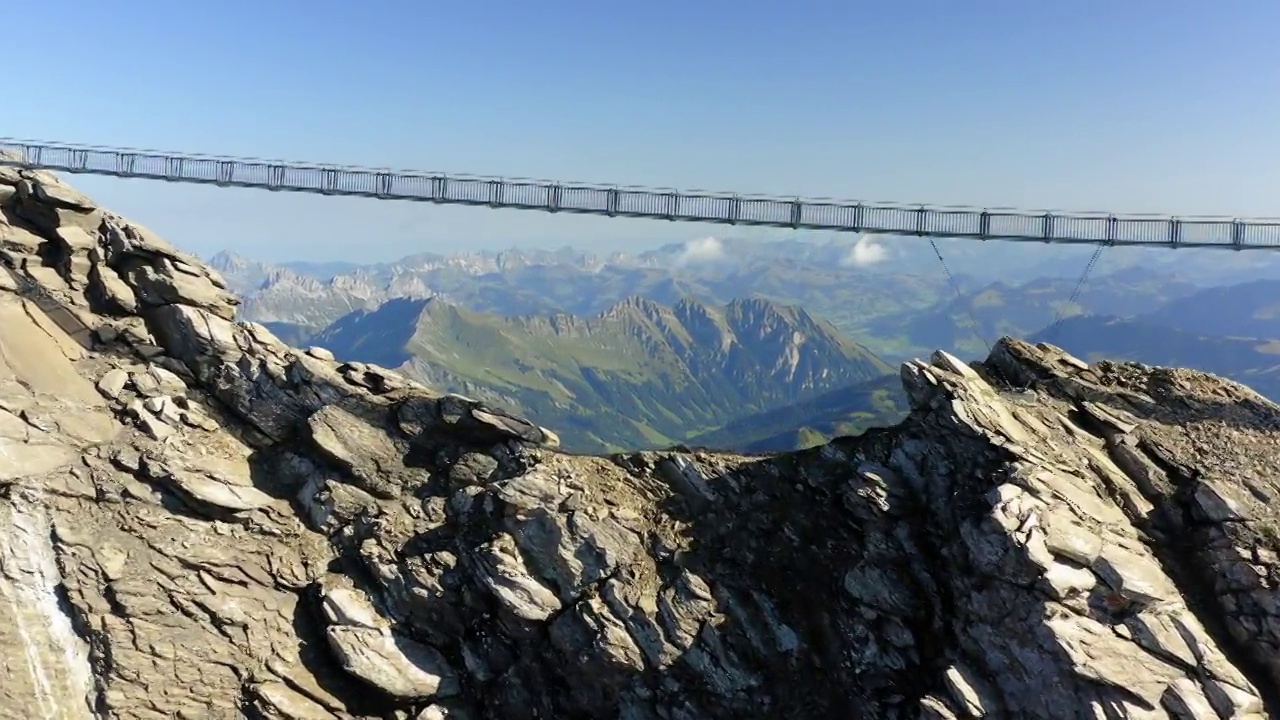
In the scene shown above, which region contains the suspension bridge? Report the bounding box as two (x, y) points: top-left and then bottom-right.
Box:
(3, 137), (1280, 251)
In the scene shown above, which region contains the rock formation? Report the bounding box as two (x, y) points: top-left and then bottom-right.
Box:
(0, 156), (1277, 719)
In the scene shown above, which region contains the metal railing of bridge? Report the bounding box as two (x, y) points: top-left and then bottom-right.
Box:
(3, 137), (1280, 250)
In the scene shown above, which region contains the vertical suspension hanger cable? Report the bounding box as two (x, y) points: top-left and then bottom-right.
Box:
(928, 237), (991, 356)
(927, 236), (1031, 390)
(1042, 242), (1107, 344)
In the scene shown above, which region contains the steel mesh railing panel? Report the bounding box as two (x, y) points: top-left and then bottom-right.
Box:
(2, 138), (1279, 249)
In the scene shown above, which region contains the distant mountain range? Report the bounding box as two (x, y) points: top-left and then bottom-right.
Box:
(210, 243), (947, 360)
(208, 241), (1235, 364)
(863, 268), (1203, 358)
(1029, 322), (1280, 401)
(1141, 279), (1280, 339)
(210, 243), (1280, 454)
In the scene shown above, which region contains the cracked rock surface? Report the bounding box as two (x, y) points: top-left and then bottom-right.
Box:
(1, 158), (1278, 718)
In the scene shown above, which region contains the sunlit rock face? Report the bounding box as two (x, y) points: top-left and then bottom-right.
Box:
(0, 159), (1277, 719)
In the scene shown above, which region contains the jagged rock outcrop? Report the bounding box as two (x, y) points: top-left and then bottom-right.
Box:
(0, 157), (1278, 719)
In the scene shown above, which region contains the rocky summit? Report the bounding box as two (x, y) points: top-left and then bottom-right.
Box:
(0, 160), (1278, 720)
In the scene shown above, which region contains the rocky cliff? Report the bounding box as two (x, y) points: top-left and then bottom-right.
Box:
(0, 158), (1277, 719)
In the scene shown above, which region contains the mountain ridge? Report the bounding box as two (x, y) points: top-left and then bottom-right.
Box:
(210, 239), (1245, 370)
(216, 248), (1280, 454)
(314, 293), (894, 452)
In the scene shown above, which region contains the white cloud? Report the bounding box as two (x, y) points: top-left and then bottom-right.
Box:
(840, 232), (888, 267)
(674, 236), (725, 265)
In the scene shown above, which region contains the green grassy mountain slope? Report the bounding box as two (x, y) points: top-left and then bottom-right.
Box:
(313, 295), (895, 453)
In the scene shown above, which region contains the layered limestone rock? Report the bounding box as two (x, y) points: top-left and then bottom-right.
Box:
(0, 158), (1278, 718)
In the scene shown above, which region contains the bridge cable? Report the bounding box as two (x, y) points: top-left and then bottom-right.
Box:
(925, 238), (1026, 390)
(1041, 243), (1106, 344)
(927, 238), (993, 357)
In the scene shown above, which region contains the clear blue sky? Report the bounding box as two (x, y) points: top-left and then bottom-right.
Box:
(8, 0), (1280, 262)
